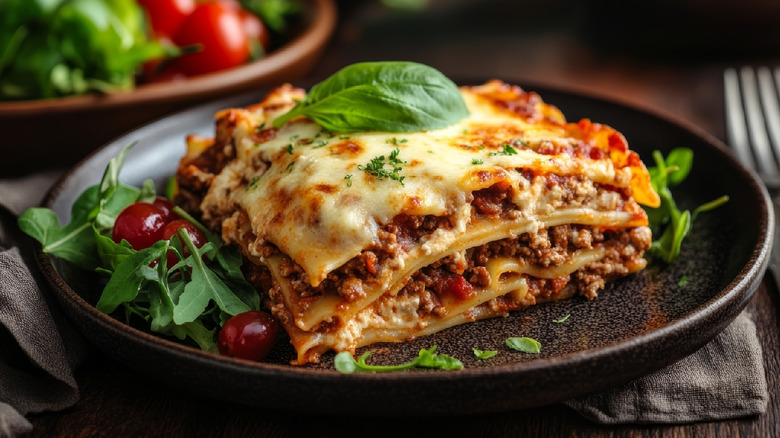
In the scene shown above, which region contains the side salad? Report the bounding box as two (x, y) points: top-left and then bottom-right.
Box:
(0, 0), (299, 101)
(19, 144), (276, 359)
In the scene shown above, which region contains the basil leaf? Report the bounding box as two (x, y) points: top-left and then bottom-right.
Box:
(273, 61), (469, 133)
(472, 348), (498, 360)
(506, 337), (541, 354)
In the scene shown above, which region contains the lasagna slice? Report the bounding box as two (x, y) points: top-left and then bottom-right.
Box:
(176, 80), (660, 364)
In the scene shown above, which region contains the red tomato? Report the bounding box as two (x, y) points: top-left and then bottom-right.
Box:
(112, 203), (168, 250)
(138, 0), (196, 40)
(162, 219), (206, 268)
(443, 274), (476, 301)
(238, 9), (270, 53)
(218, 311), (280, 361)
(173, 2), (250, 76)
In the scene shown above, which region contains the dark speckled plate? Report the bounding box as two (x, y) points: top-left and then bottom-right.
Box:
(37, 82), (772, 415)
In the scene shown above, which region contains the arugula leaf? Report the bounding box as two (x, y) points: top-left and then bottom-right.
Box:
(96, 241), (167, 314)
(472, 348), (498, 360)
(506, 337), (541, 354)
(18, 187), (101, 270)
(643, 148), (729, 263)
(19, 143), (143, 270)
(272, 61), (470, 133)
(334, 346), (463, 373)
(172, 233), (252, 324)
(93, 227), (134, 272)
(181, 322), (219, 353)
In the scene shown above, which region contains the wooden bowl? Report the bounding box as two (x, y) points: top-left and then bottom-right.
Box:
(0, 0), (336, 177)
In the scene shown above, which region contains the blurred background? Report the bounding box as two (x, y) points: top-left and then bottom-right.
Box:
(3, 0), (780, 174)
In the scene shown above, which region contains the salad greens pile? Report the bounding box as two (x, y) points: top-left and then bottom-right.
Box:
(643, 148), (729, 263)
(0, 0), (166, 100)
(18, 145), (259, 352)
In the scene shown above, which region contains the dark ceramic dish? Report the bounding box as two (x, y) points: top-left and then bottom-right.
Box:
(36, 83), (772, 415)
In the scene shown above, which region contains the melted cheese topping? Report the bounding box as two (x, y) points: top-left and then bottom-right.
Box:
(210, 81), (658, 287)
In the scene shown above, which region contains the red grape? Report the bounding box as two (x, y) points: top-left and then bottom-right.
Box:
(218, 311), (279, 361)
(162, 219), (206, 268)
(112, 202), (169, 250)
(152, 196), (178, 222)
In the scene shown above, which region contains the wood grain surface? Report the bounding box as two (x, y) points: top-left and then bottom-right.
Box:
(25, 1), (780, 435)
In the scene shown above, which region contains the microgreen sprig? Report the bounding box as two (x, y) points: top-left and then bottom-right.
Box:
(644, 148), (729, 263)
(334, 346), (463, 373)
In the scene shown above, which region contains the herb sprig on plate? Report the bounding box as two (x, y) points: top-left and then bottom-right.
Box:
(643, 148), (729, 263)
(334, 346), (463, 373)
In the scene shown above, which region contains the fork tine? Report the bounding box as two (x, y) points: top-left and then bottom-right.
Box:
(739, 66), (780, 179)
(724, 68), (756, 170)
(759, 67), (780, 160)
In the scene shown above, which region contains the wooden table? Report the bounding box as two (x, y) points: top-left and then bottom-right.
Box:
(27, 1), (780, 436)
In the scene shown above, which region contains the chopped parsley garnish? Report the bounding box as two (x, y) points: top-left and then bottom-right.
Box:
(286, 161), (295, 173)
(506, 337), (541, 354)
(255, 123), (266, 132)
(471, 158), (484, 165)
(344, 174), (353, 187)
(357, 148), (407, 186)
(678, 276), (688, 286)
(313, 140), (329, 148)
(386, 137), (408, 145)
(245, 176), (260, 191)
(284, 144), (294, 155)
(553, 313), (570, 323)
(339, 135), (351, 140)
(289, 134), (299, 141)
(490, 144), (518, 156)
(472, 348), (497, 360)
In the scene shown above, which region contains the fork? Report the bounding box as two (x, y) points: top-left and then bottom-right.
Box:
(724, 66), (780, 286)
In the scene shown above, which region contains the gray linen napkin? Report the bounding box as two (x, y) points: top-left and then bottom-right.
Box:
(0, 171), (86, 436)
(563, 311), (768, 423)
(0, 171), (769, 435)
